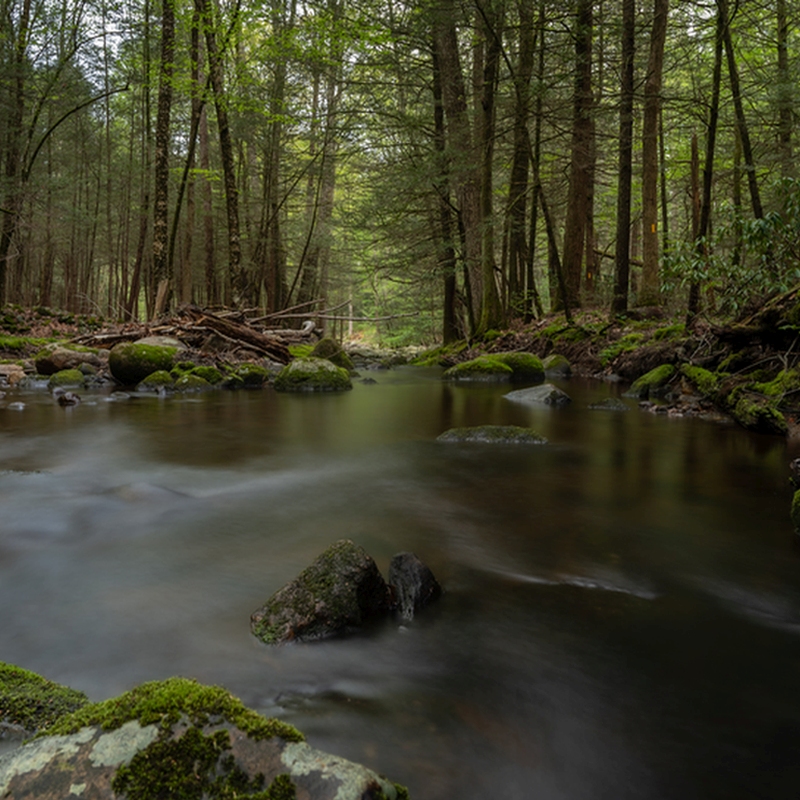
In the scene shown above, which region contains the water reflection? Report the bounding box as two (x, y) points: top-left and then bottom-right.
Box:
(1, 370), (799, 799)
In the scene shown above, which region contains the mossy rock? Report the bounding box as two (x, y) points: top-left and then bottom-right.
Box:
(251, 539), (390, 645)
(442, 355), (513, 381)
(680, 364), (719, 397)
(47, 369), (85, 389)
(34, 343), (102, 375)
(274, 358), (352, 392)
(188, 365), (223, 384)
(729, 393), (787, 435)
(491, 352), (545, 382)
(174, 373), (213, 393)
(750, 369), (800, 399)
(542, 353), (572, 377)
(109, 342), (179, 385)
(136, 370), (174, 392)
(310, 337), (355, 371)
(628, 363), (675, 398)
(792, 490), (800, 534)
(436, 425), (547, 444)
(236, 363), (270, 387)
(0, 662), (88, 735)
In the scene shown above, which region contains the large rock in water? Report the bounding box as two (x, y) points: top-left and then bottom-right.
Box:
(274, 358), (352, 392)
(34, 343), (104, 376)
(108, 337), (184, 386)
(251, 540), (390, 644)
(0, 677), (409, 800)
(389, 553), (442, 622)
(505, 383), (571, 407)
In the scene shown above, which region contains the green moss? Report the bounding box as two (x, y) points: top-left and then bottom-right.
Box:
(111, 725), (297, 800)
(442, 355), (513, 381)
(171, 361), (197, 377)
(137, 370), (174, 391)
(542, 353), (571, 375)
(109, 342), (178, 385)
(482, 329), (502, 342)
(680, 364), (719, 397)
(43, 677), (303, 742)
(189, 365), (223, 384)
(0, 335), (54, 352)
(0, 662), (88, 733)
(750, 369), (800, 399)
(598, 333), (644, 366)
(792, 490), (800, 533)
(274, 358), (352, 392)
(310, 337), (355, 371)
(652, 323), (686, 341)
(288, 344), (314, 359)
(174, 374), (212, 392)
(730, 394), (788, 435)
(491, 352), (545, 381)
(47, 368), (85, 389)
(237, 363), (270, 387)
(410, 341), (468, 367)
(553, 326), (590, 344)
(629, 363), (675, 398)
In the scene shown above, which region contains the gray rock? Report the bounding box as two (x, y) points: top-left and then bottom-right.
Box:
(505, 383), (572, 407)
(436, 425), (547, 444)
(0, 703), (406, 800)
(34, 344), (104, 376)
(588, 397), (629, 412)
(389, 552), (442, 622)
(251, 539), (390, 644)
(542, 353), (572, 377)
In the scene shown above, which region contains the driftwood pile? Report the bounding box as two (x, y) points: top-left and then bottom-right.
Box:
(71, 304), (323, 364)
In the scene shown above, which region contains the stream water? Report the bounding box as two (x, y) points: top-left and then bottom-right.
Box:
(2, 368), (800, 799)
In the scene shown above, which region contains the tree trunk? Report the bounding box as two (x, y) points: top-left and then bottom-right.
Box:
(776, 0), (792, 177)
(559, 0), (593, 312)
(639, 0), (668, 306)
(611, 0), (634, 316)
(433, 0), (483, 330)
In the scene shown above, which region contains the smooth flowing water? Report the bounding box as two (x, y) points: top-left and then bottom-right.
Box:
(2, 369), (800, 799)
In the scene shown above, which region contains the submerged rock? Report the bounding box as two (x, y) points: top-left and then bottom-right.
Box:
(274, 358), (352, 392)
(0, 676), (408, 800)
(505, 383), (571, 407)
(389, 553), (443, 622)
(251, 539), (390, 644)
(436, 425), (547, 444)
(588, 397), (629, 412)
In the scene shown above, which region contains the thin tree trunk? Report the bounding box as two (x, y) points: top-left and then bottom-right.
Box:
(560, 0), (593, 311)
(611, 0), (634, 316)
(776, 0), (792, 177)
(639, 0), (668, 306)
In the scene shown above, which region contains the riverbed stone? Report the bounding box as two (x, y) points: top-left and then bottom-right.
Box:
(251, 539), (390, 644)
(34, 344), (103, 376)
(436, 425), (547, 444)
(505, 383), (572, 407)
(389, 552), (442, 622)
(311, 337), (355, 371)
(542, 353), (572, 377)
(0, 364), (26, 387)
(47, 369), (85, 390)
(588, 397), (629, 412)
(0, 677), (408, 800)
(274, 357), (352, 392)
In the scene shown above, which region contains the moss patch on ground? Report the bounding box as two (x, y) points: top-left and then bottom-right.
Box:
(0, 662), (88, 733)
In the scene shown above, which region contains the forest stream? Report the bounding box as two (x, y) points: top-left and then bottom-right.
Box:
(2, 368), (800, 799)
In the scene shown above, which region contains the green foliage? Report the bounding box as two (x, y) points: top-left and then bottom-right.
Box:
(599, 334), (644, 366)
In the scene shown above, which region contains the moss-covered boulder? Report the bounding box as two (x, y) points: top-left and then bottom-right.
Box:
(728, 391), (788, 435)
(236, 363), (270, 387)
(47, 368), (85, 390)
(0, 662), (88, 737)
(0, 676), (408, 800)
(436, 425), (548, 444)
(34, 343), (103, 376)
(505, 383), (572, 407)
(274, 358), (352, 392)
(679, 364), (719, 397)
(588, 397), (629, 411)
(188, 365), (223, 384)
(310, 337), (355, 371)
(136, 370), (174, 392)
(442, 355), (513, 381)
(542, 353), (572, 377)
(251, 539), (390, 644)
(174, 373), (213, 393)
(109, 340), (180, 386)
(792, 489), (800, 535)
(628, 363), (675, 399)
(492, 352), (545, 382)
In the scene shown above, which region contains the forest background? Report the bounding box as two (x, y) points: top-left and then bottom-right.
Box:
(0, 0), (798, 346)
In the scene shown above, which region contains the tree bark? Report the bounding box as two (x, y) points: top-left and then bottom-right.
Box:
(611, 0), (634, 316)
(639, 0), (668, 306)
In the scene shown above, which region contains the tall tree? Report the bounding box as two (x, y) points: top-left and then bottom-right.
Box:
(639, 0), (668, 306)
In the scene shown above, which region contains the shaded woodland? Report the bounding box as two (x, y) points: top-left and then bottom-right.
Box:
(0, 0), (798, 344)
